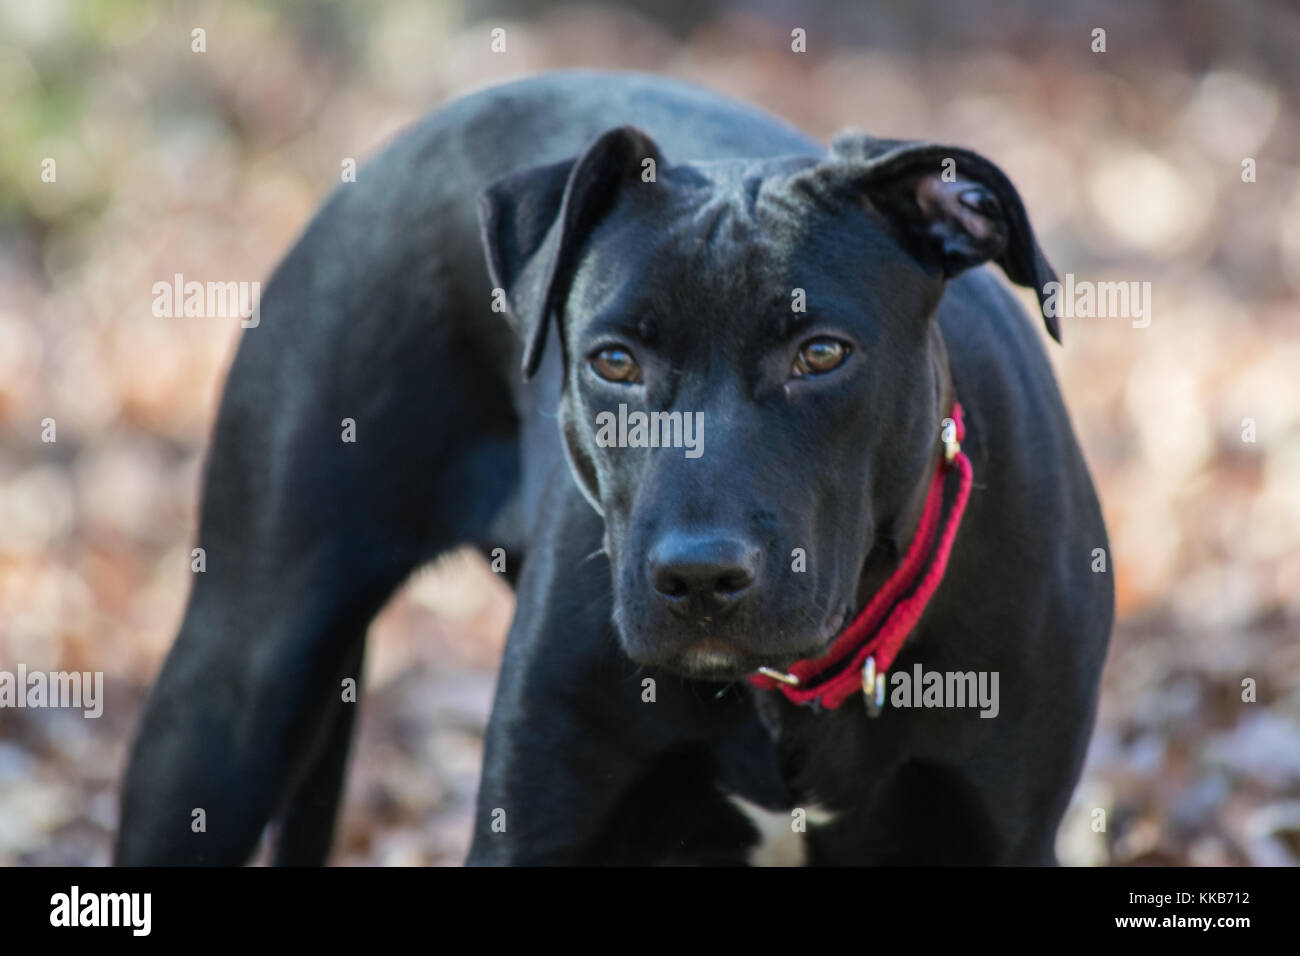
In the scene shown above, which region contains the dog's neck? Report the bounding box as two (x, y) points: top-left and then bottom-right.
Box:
(852, 325), (955, 611)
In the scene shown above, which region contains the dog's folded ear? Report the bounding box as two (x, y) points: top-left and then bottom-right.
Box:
(824, 133), (1061, 343)
(479, 126), (664, 379)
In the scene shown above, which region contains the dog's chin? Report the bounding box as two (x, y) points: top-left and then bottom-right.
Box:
(668, 644), (769, 683)
(614, 595), (854, 682)
(621, 630), (837, 683)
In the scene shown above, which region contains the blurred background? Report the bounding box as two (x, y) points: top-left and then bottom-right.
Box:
(1, 0), (1298, 866)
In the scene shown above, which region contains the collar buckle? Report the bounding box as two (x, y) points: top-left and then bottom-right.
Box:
(941, 417), (961, 464)
(756, 666), (800, 687)
(862, 655), (886, 717)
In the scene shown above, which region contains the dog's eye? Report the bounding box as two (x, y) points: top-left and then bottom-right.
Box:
(591, 347), (642, 384)
(792, 338), (850, 377)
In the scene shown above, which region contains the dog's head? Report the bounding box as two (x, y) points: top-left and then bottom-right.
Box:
(480, 126), (1056, 681)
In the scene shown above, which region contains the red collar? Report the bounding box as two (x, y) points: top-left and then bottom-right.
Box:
(749, 403), (973, 712)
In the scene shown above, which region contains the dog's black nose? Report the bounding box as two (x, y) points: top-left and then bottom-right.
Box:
(649, 532), (760, 618)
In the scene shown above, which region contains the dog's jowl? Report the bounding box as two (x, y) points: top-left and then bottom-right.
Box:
(116, 71), (1113, 866)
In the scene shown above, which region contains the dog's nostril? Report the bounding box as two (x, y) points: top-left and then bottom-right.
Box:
(714, 566), (756, 595)
(655, 572), (690, 599)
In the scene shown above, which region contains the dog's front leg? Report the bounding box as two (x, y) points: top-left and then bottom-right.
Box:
(468, 665), (660, 866)
(466, 476), (736, 866)
(466, 562), (658, 862)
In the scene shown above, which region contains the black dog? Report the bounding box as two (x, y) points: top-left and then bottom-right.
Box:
(116, 71), (1113, 866)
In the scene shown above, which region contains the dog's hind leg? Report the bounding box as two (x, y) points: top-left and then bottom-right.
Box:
(269, 637), (365, 865)
(266, 437), (520, 868)
(116, 212), (521, 863)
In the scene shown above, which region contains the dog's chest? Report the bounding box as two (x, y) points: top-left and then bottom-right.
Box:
(725, 793), (838, 866)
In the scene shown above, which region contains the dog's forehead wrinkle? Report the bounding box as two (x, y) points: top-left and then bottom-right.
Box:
(580, 177), (821, 353)
(680, 180), (771, 256)
(578, 166), (919, 374)
(669, 158), (806, 248)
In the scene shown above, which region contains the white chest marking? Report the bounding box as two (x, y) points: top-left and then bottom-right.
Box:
(726, 794), (839, 867)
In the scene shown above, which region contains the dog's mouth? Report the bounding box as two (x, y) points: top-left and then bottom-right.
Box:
(661, 603), (853, 683)
(669, 639), (768, 682)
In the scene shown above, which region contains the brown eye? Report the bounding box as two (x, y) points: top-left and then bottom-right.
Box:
(793, 338), (850, 377)
(591, 346), (642, 384)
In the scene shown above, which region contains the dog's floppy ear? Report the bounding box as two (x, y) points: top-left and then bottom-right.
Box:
(825, 133), (1061, 343)
(479, 126), (665, 379)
